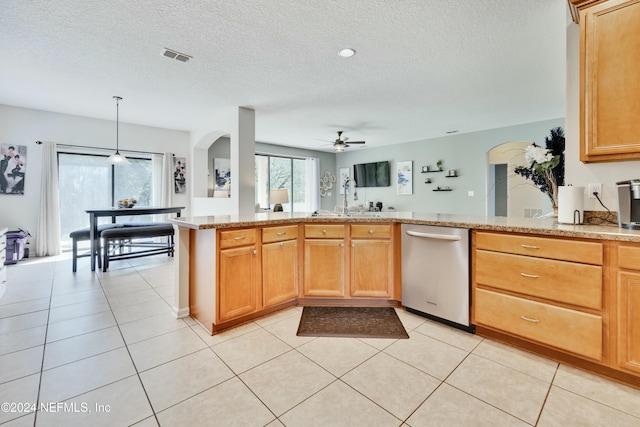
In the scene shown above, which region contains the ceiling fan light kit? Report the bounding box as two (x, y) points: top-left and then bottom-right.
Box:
(331, 130), (365, 152)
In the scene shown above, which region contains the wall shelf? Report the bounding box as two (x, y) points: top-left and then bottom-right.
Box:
(445, 175), (458, 178)
(421, 170), (443, 173)
(433, 188), (453, 192)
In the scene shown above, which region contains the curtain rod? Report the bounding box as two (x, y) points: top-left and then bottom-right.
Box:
(36, 141), (166, 156)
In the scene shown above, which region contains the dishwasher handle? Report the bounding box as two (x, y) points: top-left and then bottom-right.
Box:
(405, 230), (462, 241)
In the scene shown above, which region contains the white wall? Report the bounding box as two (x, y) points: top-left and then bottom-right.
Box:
(0, 104), (190, 250)
(564, 18), (640, 211)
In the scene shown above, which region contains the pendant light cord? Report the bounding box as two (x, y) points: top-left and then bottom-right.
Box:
(113, 96), (122, 154)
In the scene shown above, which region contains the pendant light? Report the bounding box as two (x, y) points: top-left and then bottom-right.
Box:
(106, 96), (129, 164)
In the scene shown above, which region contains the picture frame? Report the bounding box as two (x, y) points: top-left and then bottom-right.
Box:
(397, 161), (413, 195)
(0, 144), (27, 195)
(173, 157), (186, 193)
(214, 158), (231, 196)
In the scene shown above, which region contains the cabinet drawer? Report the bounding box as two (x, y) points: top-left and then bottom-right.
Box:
(476, 232), (603, 265)
(262, 225), (298, 244)
(304, 224), (344, 239)
(476, 250), (602, 309)
(475, 289), (603, 360)
(219, 229), (257, 249)
(618, 245), (640, 271)
(350, 224), (391, 239)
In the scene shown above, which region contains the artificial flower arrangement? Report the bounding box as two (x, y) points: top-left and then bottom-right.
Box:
(514, 127), (565, 210)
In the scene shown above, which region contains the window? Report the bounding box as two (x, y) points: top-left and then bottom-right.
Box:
(58, 152), (153, 250)
(255, 154), (314, 212)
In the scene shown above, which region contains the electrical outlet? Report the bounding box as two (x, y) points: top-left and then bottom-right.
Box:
(588, 183), (602, 199)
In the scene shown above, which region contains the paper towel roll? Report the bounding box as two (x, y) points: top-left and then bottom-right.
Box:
(558, 186), (585, 224)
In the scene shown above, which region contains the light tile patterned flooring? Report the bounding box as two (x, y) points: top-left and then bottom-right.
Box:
(1, 255), (640, 426)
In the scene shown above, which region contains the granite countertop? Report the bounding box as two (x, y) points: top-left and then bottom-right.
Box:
(170, 211), (640, 242)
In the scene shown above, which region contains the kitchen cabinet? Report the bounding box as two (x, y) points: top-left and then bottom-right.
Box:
(614, 244), (640, 374)
(350, 224), (393, 298)
(217, 228), (261, 323)
(570, 0), (640, 162)
(473, 231), (605, 361)
(262, 225), (299, 307)
(303, 224), (345, 297)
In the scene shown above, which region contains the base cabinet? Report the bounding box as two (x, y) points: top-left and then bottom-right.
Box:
(350, 239), (392, 298)
(262, 239), (298, 307)
(473, 231), (605, 362)
(218, 233), (260, 323)
(616, 272), (640, 374)
(303, 239), (345, 297)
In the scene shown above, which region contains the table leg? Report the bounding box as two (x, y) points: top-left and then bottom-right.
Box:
(89, 214), (97, 271)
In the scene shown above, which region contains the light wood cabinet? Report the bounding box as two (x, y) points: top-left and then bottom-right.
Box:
(262, 226), (298, 307)
(473, 231), (605, 361)
(614, 244), (640, 374)
(217, 229), (260, 323)
(570, 0), (640, 162)
(350, 225), (393, 298)
(303, 225), (345, 297)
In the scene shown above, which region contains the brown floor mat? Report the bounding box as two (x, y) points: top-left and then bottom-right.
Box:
(296, 306), (409, 339)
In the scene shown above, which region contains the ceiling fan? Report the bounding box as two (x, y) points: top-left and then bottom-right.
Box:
(330, 131), (366, 152)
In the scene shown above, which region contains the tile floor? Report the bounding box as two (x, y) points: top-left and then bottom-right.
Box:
(1, 254), (640, 426)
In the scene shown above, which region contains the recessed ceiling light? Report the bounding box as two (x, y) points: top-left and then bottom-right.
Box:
(338, 48), (356, 58)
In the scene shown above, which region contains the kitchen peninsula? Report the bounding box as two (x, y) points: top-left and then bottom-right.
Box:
(171, 211), (640, 387)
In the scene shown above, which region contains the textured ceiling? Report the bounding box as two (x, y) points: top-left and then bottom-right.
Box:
(0, 0), (567, 151)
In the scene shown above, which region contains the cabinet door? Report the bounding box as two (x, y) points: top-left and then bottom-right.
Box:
(617, 271), (640, 374)
(580, 0), (640, 161)
(303, 239), (345, 297)
(262, 240), (298, 307)
(218, 245), (259, 322)
(350, 239), (392, 298)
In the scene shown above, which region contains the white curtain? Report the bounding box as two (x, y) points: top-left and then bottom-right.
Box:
(305, 157), (320, 212)
(36, 141), (61, 256)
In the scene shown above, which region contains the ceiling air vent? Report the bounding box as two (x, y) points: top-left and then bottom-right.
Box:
(162, 48), (192, 63)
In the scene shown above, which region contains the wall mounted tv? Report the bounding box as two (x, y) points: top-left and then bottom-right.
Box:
(353, 161), (390, 187)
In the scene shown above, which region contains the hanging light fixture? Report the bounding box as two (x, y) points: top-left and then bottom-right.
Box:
(106, 96), (129, 164)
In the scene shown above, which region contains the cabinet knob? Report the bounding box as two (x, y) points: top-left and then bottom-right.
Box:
(340, 243), (344, 247)
(280, 242), (284, 247)
(252, 249), (257, 255)
(352, 243), (355, 248)
(369, 229), (374, 234)
(322, 229), (327, 234)
(520, 315), (540, 323)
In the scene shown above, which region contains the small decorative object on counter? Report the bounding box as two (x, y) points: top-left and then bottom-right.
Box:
(436, 160), (443, 171)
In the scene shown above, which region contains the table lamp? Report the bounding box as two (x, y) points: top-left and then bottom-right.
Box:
(270, 188), (289, 212)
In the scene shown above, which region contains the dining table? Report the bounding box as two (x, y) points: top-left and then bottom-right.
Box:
(86, 206), (185, 271)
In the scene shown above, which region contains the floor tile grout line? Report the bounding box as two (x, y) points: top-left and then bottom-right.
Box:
(32, 259), (58, 426)
(94, 262), (162, 426)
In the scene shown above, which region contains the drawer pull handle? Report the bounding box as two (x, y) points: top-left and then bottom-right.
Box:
(276, 232), (287, 236)
(521, 244), (540, 249)
(233, 236), (246, 240)
(520, 315), (540, 323)
(520, 273), (540, 279)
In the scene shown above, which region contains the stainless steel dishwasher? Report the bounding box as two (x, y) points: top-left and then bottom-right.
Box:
(401, 224), (474, 332)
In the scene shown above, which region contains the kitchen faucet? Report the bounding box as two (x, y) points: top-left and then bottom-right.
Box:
(343, 177), (357, 212)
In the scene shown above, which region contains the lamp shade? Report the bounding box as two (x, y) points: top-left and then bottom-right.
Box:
(270, 189), (289, 204)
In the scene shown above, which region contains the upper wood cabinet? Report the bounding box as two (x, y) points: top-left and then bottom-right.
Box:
(570, 0), (640, 162)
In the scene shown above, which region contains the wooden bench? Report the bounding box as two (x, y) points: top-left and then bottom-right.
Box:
(101, 224), (175, 271)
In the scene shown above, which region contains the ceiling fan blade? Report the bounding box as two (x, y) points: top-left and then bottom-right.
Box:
(347, 141), (366, 144)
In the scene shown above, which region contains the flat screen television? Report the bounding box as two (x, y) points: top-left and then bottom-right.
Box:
(353, 161), (390, 187)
